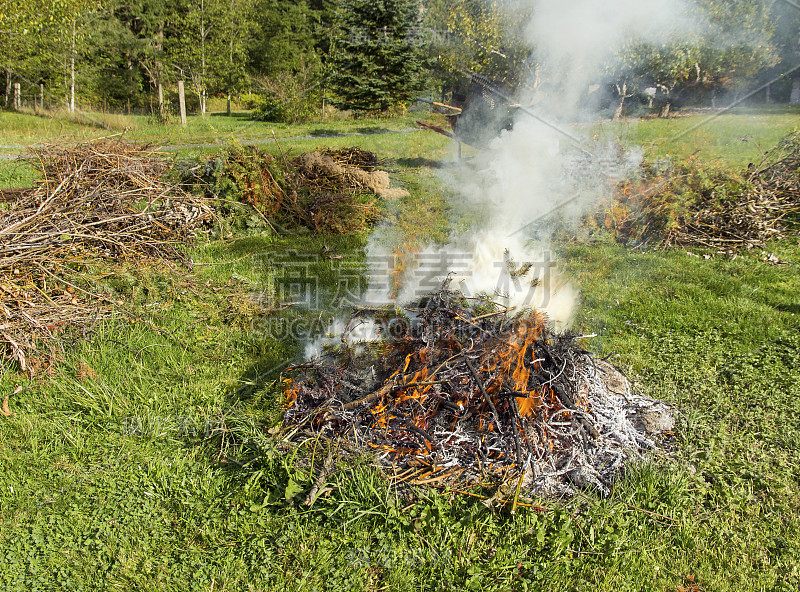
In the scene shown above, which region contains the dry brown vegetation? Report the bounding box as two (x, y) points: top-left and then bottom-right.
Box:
(0, 140), (211, 372)
(602, 132), (800, 248)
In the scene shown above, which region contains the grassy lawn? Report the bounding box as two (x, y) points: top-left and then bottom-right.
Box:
(1, 107), (799, 590)
(593, 105), (800, 169)
(0, 108), (423, 153)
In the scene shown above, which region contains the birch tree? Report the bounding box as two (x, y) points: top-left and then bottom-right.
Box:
(169, 0), (228, 117)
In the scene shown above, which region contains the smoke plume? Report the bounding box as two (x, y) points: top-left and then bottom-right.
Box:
(308, 0), (706, 357)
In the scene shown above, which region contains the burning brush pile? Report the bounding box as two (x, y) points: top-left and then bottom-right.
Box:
(0, 140), (212, 371)
(284, 283), (673, 500)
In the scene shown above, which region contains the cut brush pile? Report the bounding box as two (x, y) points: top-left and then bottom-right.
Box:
(201, 145), (400, 235)
(293, 147), (410, 201)
(604, 132), (800, 248)
(0, 139), (212, 372)
(283, 283), (674, 503)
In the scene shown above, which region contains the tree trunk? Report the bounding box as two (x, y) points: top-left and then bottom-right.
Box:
(178, 80), (187, 126)
(4, 69), (11, 107)
(226, 74), (231, 116)
(613, 82), (627, 120)
(659, 101), (671, 118)
(70, 19), (76, 113)
(156, 22), (165, 118)
(790, 80), (800, 105)
(227, 22), (234, 117)
(200, 0), (207, 118)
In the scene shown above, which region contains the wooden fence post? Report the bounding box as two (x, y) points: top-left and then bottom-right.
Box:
(40, 83), (44, 110)
(13, 83), (21, 110)
(177, 80), (187, 126)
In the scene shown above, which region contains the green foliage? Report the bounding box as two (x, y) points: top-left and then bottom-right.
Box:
(253, 65), (323, 123)
(238, 92), (266, 111)
(1, 0), (791, 117)
(165, 0), (222, 114)
(425, 0), (533, 92)
(755, 0), (800, 101)
(229, 0), (325, 121)
(213, 0), (255, 98)
(622, 0), (779, 114)
(247, 0), (323, 78)
(78, 10), (149, 109)
(200, 143), (284, 237)
(328, 0), (432, 114)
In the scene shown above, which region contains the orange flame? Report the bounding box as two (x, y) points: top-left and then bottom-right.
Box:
(283, 378), (299, 409)
(482, 313), (546, 418)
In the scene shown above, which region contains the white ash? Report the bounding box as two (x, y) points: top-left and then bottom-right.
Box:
(522, 358), (673, 497)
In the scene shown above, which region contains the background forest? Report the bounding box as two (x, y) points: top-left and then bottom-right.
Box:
(1, 0), (799, 122)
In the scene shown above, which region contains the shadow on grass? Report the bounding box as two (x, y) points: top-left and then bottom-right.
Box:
(722, 104), (800, 116)
(353, 126), (391, 134)
(394, 157), (442, 169)
(202, 235), (279, 258)
(308, 128), (344, 137)
(775, 303), (800, 315)
(308, 126), (398, 137)
(233, 354), (296, 401)
(209, 111), (253, 119)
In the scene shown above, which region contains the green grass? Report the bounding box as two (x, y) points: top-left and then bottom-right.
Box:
(0, 160), (37, 189)
(1, 110), (800, 590)
(0, 108), (424, 154)
(593, 105), (800, 169)
(3, 237), (798, 591)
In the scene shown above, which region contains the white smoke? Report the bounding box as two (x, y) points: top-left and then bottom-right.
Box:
(372, 0), (699, 325)
(304, 0), (703, 358)
(526, 0), (695, 116)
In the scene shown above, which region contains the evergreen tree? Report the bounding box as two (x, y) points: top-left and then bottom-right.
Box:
(328, 0), (430, 113)
(112, 0), (172, 100)
(247, 0), (326, 122)
(248, 0), (322, 78)
(79, 11), (147, 110)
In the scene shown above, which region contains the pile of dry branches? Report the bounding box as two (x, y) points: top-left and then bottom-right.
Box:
(0, 139), (212, 371)
(605, 132), (800, 248)
(283, 284), (671, 501)
(293, 147), (409, 200)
